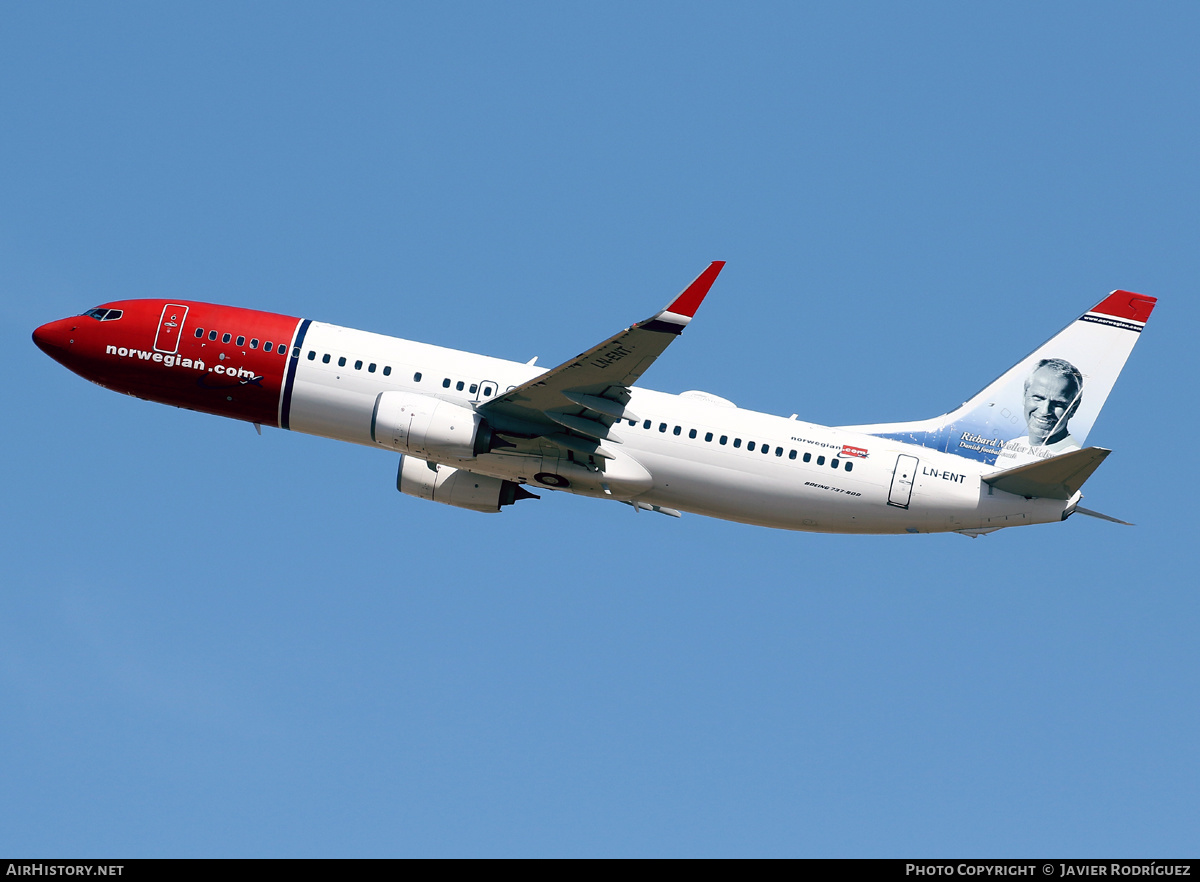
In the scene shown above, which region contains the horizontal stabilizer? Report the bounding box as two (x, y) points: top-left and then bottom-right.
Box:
(984, 447), (1110, 499)
(1073, 506), (1133, 526)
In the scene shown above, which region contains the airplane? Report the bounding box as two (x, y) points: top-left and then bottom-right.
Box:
(31, 263), (1156, 536)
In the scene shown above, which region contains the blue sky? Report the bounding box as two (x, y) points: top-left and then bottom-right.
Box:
(3, 2), (1197, 857)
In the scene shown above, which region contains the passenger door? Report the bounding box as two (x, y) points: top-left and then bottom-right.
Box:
(154, 304), (189, 354)
(888, 455), (918, 509)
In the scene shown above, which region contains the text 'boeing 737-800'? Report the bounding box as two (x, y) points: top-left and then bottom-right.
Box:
(32, 263), (1156, 536)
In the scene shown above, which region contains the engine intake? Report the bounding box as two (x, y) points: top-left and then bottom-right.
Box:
(371, 390), (493, 460)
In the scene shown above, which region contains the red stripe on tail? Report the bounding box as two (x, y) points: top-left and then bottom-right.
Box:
(1090, 290), (1157, 323)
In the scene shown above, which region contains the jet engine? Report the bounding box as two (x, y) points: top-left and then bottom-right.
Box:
(396, 455), (537, 513)
(371, 390), (494, 460)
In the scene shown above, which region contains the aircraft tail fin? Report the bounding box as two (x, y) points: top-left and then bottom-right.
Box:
(841, 291), (1156, 467)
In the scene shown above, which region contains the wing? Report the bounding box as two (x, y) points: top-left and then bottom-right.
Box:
(479, 261), (725, 459)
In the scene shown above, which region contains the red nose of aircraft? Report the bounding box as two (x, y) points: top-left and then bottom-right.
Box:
(32, 317), (78, 365)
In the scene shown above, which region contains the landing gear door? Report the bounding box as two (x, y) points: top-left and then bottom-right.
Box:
(888, 454), (918, 509)
(154, 304), (189, 354)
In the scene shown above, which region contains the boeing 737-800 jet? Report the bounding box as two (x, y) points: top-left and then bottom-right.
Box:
(32, 263), (1156, 536)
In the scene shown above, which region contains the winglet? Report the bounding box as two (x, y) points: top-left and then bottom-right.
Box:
(664, 261), (725, 319)
(640, 262), (726, 334)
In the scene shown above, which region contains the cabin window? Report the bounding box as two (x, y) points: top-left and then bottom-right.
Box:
(747, 441), (755, 451)
(250, 339), (259, 349)
(263, 341), (272, 352)
(659, 423), (667, 433)
(643, 420), (651, 430)
(775, 447), (784, 457)
(720, 435), (728, 445)
(237, 336), (246, 347)
(733, 438), (742, 448)
(369, 363), (377, 373)
(383, 366), (392, 376)
(413, 372), (421, 382)
(705, 432), (713, 442)
(209, 330), (218, 341)
(831, 459), (840, 469)
(456, 380), (464, 391)
(222, 333), (231, 344)
(307, 351), (316, 360)
(322, 354), (331, 364)
(280, 346), (289, 356)
(789, 450), (797, 460)
(337, 356), (346, 367)
(803, 452), (812, 463)
(194, 328), (204, 338)
(442, 378), (451, 388)
(673, 426), (681, 436)
(845, 461), (854, 472)
(354, 360), (363, 370)
(817, 456), (825, 466)
(469, 383), (477, 394)
(688, 429), (697, 439)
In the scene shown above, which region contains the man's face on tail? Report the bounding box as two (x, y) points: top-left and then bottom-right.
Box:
(1023, 367), (1081, 446)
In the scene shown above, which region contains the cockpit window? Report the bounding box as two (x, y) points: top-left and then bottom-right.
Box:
(83, 308), (123, 321)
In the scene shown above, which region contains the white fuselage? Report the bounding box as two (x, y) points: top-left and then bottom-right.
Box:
(285, 321), (1068, 534)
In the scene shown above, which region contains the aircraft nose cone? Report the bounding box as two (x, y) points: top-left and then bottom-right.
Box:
(32, 318), (76, 362)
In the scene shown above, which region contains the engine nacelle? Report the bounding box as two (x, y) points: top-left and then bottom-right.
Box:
(371, 390), (493, 460)
(396, 456), (536, 513)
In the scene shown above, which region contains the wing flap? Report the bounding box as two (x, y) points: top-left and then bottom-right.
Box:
(546, 411), (621, 442)
(561, 391), (641, 423)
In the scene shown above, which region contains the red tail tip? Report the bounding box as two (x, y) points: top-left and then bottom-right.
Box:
(1091, 290), (1157, 323)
